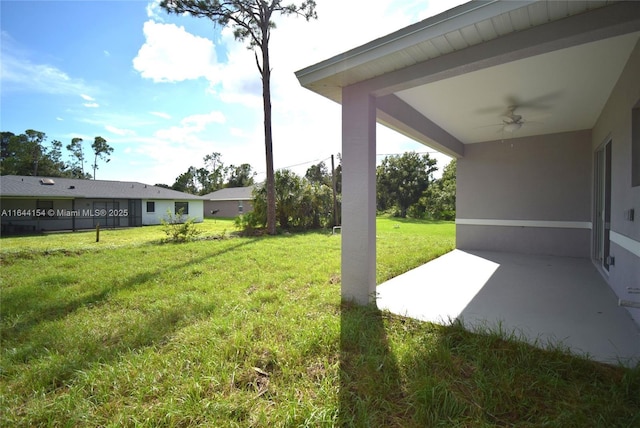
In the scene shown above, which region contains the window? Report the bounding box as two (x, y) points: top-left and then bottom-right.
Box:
(36, 200), (54, 219)
(175, 202), (189, 215)
(632, 100), (640, 187)
(146, 201), (155, 213)
(37, 200), (53, 210)
(238, 201), (244, 213)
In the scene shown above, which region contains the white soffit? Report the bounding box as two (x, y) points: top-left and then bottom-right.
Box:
(395, 31), (640, 144)
(296, 1), (615, 104)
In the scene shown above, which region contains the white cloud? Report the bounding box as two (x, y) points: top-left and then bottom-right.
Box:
(105, 125), (136, 136)
(80, 94), (95, 101)
(154, 110), (226, 143)
(133, 20), (220, 83)
(105, 0), (463, 185)
(212, 0), (461, 174)
(1, 38), (92, 95)
(150, 111), (171, 119)
(230, 127), (249, 138)
(146, 0), (164, 21)
(181, 111), (226, 128)
(83, 102), (100, 108)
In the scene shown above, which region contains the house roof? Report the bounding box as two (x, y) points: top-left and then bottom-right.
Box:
(202, 186), (254, 201)
(0, 175), (205, 200)
(296, 0), (640, 157)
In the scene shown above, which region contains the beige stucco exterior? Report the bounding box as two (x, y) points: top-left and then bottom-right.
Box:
(591, 39), (640, 324)
(297, 1), (640, 326)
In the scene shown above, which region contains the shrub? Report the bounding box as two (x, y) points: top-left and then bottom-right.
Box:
(234, 212), (260, 234)
(248, 170), (339, 233)
(161, 208), (201, 242)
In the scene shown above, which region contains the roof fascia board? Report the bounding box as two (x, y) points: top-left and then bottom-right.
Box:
(354, 1), (640, 97)
(0, 196), (75, 200)
(296, 0), (532, 86)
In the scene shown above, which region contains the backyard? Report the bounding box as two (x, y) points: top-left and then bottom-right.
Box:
(1, 218), (638, 427)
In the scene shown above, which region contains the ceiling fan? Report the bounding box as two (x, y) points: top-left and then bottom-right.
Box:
(502, 105), (524, 133)
(476, 92), (561, 135)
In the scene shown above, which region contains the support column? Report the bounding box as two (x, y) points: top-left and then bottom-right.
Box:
(341, 85), (377, 305)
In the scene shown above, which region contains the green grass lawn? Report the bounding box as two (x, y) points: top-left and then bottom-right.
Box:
(1, 218), (638, 427)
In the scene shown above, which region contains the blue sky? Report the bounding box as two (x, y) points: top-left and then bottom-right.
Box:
(1, 0), (460, 185)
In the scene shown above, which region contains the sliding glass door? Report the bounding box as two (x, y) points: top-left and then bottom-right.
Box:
(594, 140), (612, 272)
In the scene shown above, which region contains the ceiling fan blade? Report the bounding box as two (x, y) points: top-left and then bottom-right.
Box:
(505, 91), (563, 111)
(502, 113), (522, 122)
(476, 91), (562, 121)
(475, 105), (505, 115)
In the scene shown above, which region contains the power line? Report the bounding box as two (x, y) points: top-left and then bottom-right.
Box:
(256, 156), (332, 176)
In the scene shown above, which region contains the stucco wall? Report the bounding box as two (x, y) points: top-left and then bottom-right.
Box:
(1, 198), (74, 232)
(1, 198), (137, 232)
(457, 130), (592, 257)
(592, 38), (640, 324)
(204, 200), (252, 218)
(1, 198), (204, 232)
(142, 200), (204, 225)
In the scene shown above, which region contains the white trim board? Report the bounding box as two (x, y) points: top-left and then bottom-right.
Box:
(610, 231), (640, 258)
(455, 219), (592, 229)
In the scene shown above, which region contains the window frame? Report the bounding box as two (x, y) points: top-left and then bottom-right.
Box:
(632, 99), (640, 187)
(36, 200), (54, 220)
(174, 201), (189, 215)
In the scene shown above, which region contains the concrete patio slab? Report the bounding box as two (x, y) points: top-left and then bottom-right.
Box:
(376, 250), (640, 366)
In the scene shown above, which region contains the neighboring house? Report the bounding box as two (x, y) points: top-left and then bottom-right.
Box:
(202, 186), (254, 218)
(0, 175), (204, 233)
(297, 1), (640, 325)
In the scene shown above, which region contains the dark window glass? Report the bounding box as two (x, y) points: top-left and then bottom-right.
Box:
(175, 202), (189, 215)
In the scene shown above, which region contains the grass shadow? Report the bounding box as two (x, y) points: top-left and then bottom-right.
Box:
(339, 302), (406, 426)
(1, 238), (259, 394)
(120, 237), (258, 288)
(3, 238), (258, 337)
(389, 317), (640, 426)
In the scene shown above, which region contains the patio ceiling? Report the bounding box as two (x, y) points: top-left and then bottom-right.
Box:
(296, 1), (640, 157)
(394, 31), (639, 145)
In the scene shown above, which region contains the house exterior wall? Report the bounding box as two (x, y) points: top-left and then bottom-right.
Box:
(1, 198), (136, 232)
(142, 200), (204, 225)
(456, 130), (592, 257)
(74, 199), (132, 229)
(1, 198), (74, 232)
(204, 200), (253, 218)
(592, 39), (640, 324)
(1, 198), (203, 232)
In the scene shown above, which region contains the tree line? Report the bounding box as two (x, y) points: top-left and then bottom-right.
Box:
(376, 152), (456, 221)
(0, 129), (455, 227)
(238, 157), (342, 232)
(168, 152), (257, 195)
(239, 152), (456, 233)
(1, 130), (114, 180)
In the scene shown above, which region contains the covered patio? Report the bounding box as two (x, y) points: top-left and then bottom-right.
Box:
(377, 250), (640, 366)
(296, 0), (640, 367)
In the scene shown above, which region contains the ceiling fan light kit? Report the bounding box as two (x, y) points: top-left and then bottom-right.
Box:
(503, 122), (522, 133)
